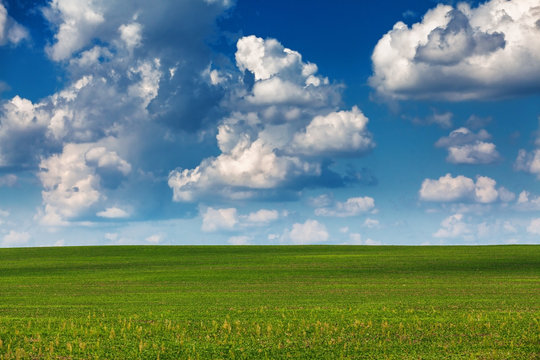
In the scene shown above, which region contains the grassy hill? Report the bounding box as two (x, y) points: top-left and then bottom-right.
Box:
(0, 245), (538, 359)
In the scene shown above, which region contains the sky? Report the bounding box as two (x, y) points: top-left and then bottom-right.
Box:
(0, 0), (539, 247)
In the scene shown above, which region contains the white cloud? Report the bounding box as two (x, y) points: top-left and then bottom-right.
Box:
(245, 209), (279, 224)
(2, 230), (30, 247)
(104, 232), (118, 241)
(433, 213), (471, 238)
(43, 0), (105, 61)
(436, 127), (499, 164)
(0, 3), (29, 46)
(38, 141), (131, 225)
(201, 207), (238, 232)
(291, 106), (374, 156)
(516, 191), (540, 211)
(284, 219), (329, 244)
(315, 196), (375, 217)
(228, 235), (251, 245)
(419, 174), (500, 203)
(526, 218), (540, 235)
(119, 22), (142, 50)
(515, 149), (540, 179)
(363, 218), (380, 228)
(370, 0), (540, 100)
(419, 174), (475, 202)
(169, 36), (373, 202)
(96, 207), (130, 219)
(145, 234), (161, 244)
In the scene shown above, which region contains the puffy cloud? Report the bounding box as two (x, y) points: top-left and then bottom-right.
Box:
(526, 218), (540, 235)
(201, 207), (238, 232)
(516, 190), (540, 211)
(37, 141), (131, 225)
(119, 22), (142, 50)
(2, 230), (30, 247)
(315, 196), (375, 217)
(284, 219), (329, 244)
(515, 149), (540, 179)
(43, 0), (105, 61)
(411, 111), (453, 128)
(96, 207), (130, 219)
(433, 213), (471, 238)
(419, 173), (501, 203)
(0, 3), (29, 46)
(370, 0), (540, 100)
(436, 127), (499, 164)
(169, 36), (374, 202)
(291, 106), (374, 156)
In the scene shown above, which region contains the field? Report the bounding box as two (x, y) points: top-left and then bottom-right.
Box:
(0, 245), (538, 359)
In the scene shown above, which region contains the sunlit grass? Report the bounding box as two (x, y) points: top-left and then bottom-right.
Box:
(0, 245), (538, 359)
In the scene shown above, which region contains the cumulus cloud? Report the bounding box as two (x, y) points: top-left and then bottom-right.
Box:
(435, 127), (499, 164)
(201, 207), (238, 232)
(0, 3), (29, 46)
(291, 106), (374, 156)
(370, 0), (540, 100)
(515, 149), (540, 179)
(2, 230), (30, 247)
(433, 213), (471, 238)
(526, 218), (540, 235)
(283, 219), (329, 244)
(315, 196), (375, 217)
(169, 36), (374, 202)
(419, 173), (505, 203)
(37, 141), (131, 225)
(145, 234), (161, 244)
(516, 190), (540, 211)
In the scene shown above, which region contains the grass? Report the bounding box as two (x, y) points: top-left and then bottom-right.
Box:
(0, 245), (538, 359)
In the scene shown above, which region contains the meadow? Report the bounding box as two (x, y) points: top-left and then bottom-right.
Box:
(0, 245), (538, 359)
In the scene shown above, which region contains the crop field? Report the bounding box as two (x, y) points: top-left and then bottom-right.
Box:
(0, 245), (538, 359)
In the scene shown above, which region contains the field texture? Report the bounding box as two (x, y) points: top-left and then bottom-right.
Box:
(0, 245), (538, 359)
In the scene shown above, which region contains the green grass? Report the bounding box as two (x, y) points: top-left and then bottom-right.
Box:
(0, 245), (538, 359)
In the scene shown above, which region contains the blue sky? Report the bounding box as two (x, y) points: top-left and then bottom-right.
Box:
(1, 0), (539, 247)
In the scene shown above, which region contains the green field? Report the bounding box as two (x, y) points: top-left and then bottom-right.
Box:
(0, 245), (538, 359)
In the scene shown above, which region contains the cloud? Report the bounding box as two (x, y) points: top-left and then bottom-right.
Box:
(228, 235), (251, 245)
(37, 140), (131, 225)
(0, 174), (16, 187)
(363, 218), (380, 228)
(315, 196), (375, 217)
(244, 209), (279, 224)
(435, 127), (499, 164)
(433, 213), (471, 239)
(419, 173), (503, 203)
(2, 230), (30, 247)
(515, 149), (540, 179)
(145, 234), (162, 244)
(201, 207), (238, 232)
(169, 36), (374, 202)
(0, 3), (29, 46)
(291, 106), (374, 156)
(410, 110), (453, 128)
(516, 191), (540, 211)
(284, 219), (329, 244)
(370, 0), (540, 100)
(96, 207), (130, 219)
(526, 218), (540, 235)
